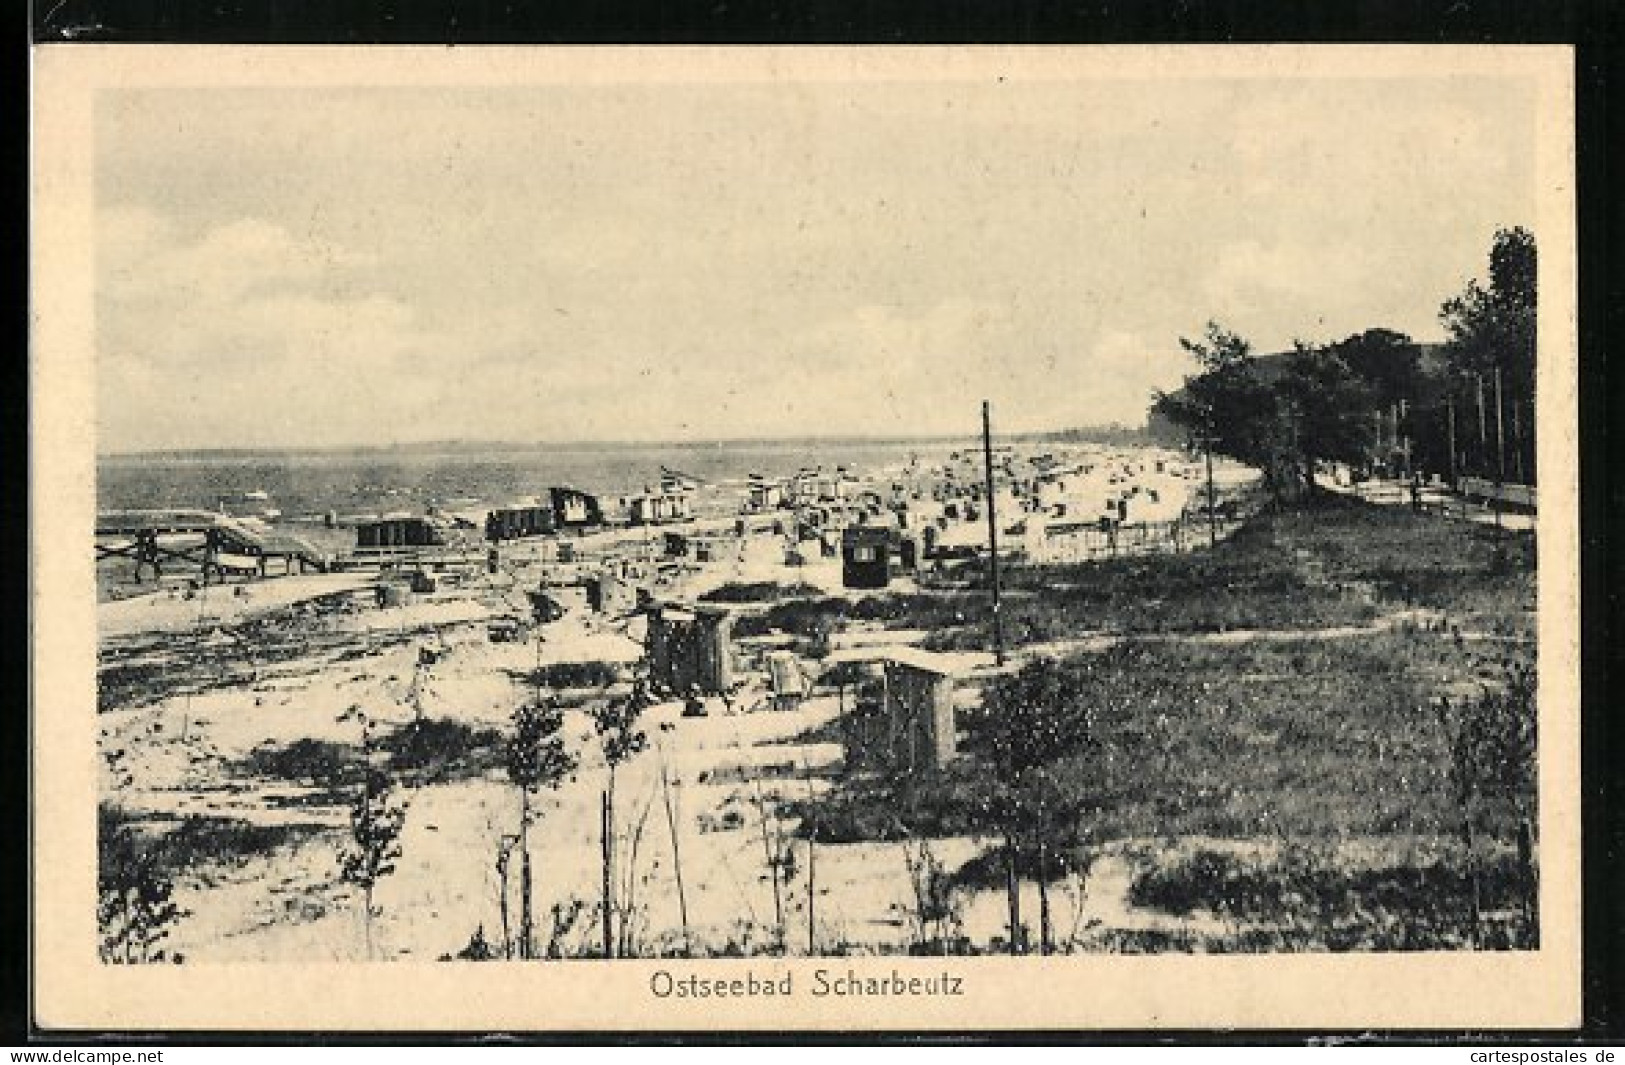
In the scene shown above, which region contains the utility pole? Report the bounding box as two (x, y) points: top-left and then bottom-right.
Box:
(981, 401), (1005, 666)
(1493, 366), (1507, 531)
(1398, 399), (1410, 482)
(1494, 368), (1508, 484)
(1512, 400), (1526, 486)
(1204, 436), (1217, 549)
(1476, 374), (1489, 474)
(1446, 397), (1459, 518)
(1390, 403), (1398, 480)
(1446, 397), (1458, 485)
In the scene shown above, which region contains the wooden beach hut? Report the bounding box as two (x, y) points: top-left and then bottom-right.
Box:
(644, 602), (735, 696)
(839, 648), (964, 773)
(841, 525), (891, 589)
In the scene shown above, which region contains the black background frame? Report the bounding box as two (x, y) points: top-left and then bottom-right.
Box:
(12, 0), (1624, 1046)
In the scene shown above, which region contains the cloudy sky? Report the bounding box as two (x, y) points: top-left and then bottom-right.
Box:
(95, 71), (1535, 453)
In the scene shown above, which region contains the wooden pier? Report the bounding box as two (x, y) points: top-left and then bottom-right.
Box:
(96, 510), (330, 584)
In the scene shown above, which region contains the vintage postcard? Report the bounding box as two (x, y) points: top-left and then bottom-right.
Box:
(31, 45), (1579, 1031)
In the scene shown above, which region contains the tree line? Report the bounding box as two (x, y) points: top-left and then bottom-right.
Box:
(1150, 227), (1537, 498)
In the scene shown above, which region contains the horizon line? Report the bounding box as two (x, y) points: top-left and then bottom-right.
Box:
(97, 423), (1155, 460)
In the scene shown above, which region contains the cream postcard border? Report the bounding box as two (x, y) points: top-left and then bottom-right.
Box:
(30, 44), (1580, 1031)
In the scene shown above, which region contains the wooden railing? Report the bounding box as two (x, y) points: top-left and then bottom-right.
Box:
(1457, 477), (1536, 510)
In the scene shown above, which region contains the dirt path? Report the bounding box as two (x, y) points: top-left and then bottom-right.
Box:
(1015, 606), (1449, 664)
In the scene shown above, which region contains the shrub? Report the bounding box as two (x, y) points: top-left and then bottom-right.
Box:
(948, 844), (1092, 890)
(787, 767), (983, 844)
(379, 717), (505, 782)
(241, 737), (363, 789)
(1127, 846), (1535, 950)
(522, 661), (622, 690)
(730, 593), (985, 641)
(98, 808), (328, 963)
(98, 807), (187, 964)
(156, 815), (326, 870)
(339, 764), (408, 960)
(699, 582), (824, 603)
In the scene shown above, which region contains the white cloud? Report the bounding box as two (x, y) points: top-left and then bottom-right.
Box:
(93, 76), (1539, 450)
(1085, 331), (1195, 424)
(98, 214), (450, 449)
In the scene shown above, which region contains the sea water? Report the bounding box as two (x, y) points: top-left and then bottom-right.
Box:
(97, 438), (980, 519)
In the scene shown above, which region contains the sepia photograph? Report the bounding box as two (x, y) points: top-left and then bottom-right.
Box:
(31, 45), (1579, 1030)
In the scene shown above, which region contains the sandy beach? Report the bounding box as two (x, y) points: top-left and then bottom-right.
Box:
(97, 443), (1273, 961)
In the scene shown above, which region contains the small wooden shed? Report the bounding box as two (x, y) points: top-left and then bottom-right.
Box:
(644, 602), (735, 696)
(841, 525), (891, 589)
(838, 648), (964, 772)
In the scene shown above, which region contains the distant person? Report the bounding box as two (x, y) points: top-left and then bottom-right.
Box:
(683, 686), (707, 718)
(1409, 472), (1423, 512)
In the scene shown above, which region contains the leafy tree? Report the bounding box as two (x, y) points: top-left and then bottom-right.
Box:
(1328, 328), (1426, 409)
(1155, 323), (1435, 494)
(1325, 328), (1451, 480)
(335, 704), (408, 960)
(1431, 657), (1537, 947)
(1440, 228), (1537, 481)
(962, 657), (1097, 954)
(897, 838), (967, 955)
(1152, 322), (1295, 499)
(506, 698), (577, 959)
(98, 813), (188, 964)
(1275, 341), (1379, 492)
(591, 679), (651, 958)
(340, 763), (407, 961)
(1441, 227), (1537, 398)
(1151, 233), (1537, 493)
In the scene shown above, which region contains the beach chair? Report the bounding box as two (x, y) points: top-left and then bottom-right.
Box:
(768, 651), (810, 711)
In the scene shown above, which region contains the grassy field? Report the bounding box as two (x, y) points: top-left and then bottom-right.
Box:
(796, 496), (1538, 951)
(731, 493), (1534, 655)
(798, 631), (1527, 836)
(931, 492), (1534, 648)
